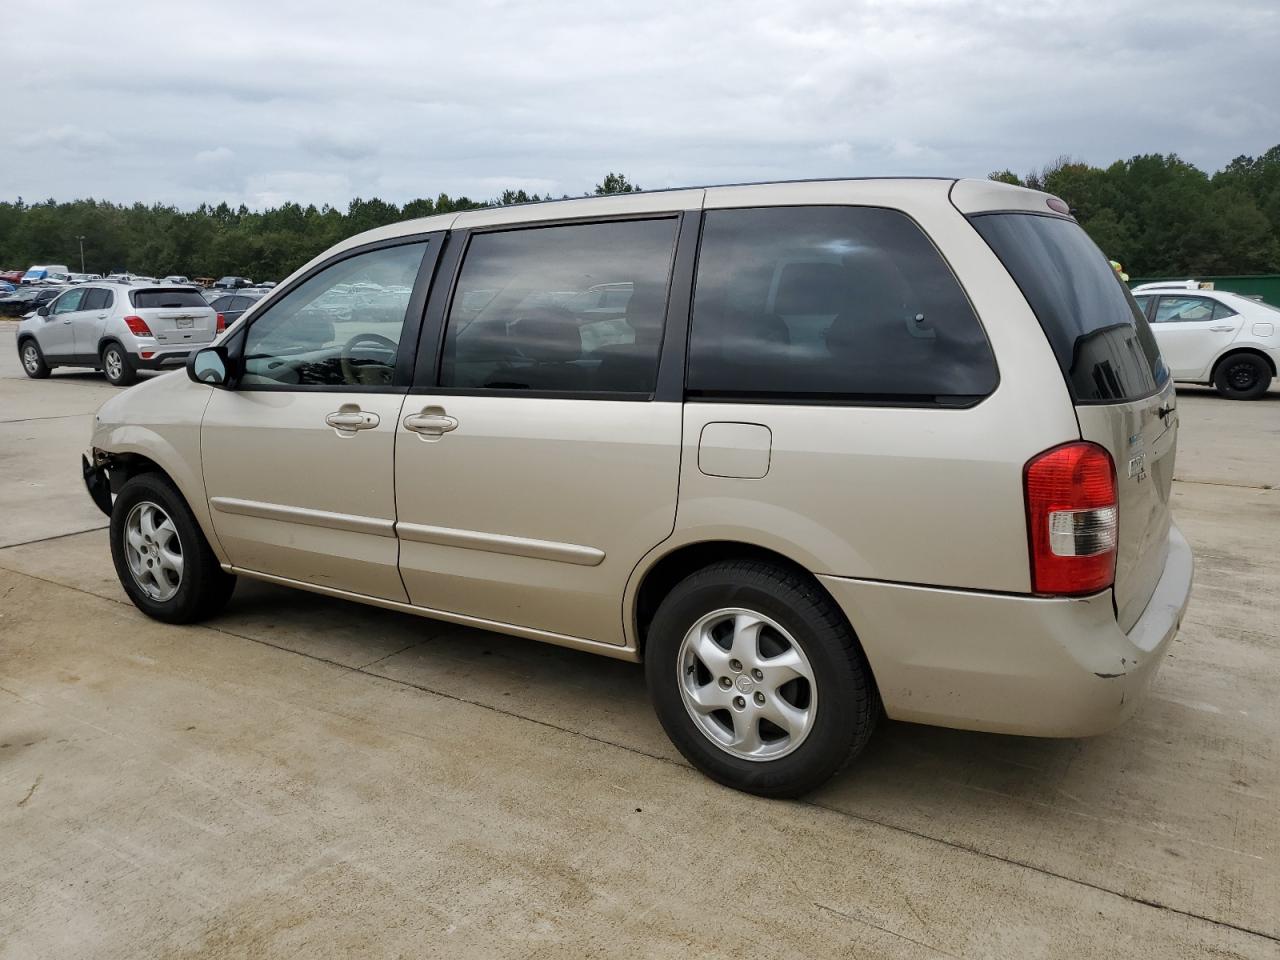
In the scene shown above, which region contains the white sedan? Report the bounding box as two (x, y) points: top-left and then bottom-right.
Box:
(1133, 283), (1280, 400)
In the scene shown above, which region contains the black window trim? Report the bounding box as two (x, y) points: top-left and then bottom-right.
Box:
(409, 211), (693, 402)
(230, 231), (445, 395)
(683, 202), (1001, 410)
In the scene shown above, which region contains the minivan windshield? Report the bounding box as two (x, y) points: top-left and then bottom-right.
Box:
(970, 213), (1167, 403)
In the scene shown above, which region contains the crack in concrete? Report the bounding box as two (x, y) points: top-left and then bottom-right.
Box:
(17, 774), (42, 807)
(813, 901), (962, 959)
(1173, 477), (1276, 491)
(3, 563), (1279, 946)
(0, 413), (95, 424)
(0, 526), (109, 551)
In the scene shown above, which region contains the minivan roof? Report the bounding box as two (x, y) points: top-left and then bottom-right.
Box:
(315, 175), (1067, 281)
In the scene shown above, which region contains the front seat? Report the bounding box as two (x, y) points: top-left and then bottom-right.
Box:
(594, 285), (668, 393)
(507, 306), (585, 391)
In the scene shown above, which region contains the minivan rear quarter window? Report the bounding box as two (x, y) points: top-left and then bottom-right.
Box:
(969, 213), (1166, 403)
(130, 288), (208, 309)
(686, 206), (998, 403)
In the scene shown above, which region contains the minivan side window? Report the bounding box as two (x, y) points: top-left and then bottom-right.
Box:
(440, 218), (678, 395)
(241, 242), (427, 388)
(970, 213), (1166, 403)
(686, 206), (998, 402)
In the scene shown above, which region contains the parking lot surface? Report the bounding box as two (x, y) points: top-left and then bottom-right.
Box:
(2, 319), (1278, 958)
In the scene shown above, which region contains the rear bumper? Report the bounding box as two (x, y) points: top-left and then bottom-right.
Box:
(819, 522), (1194, 738)
(130, 347), (199, 370)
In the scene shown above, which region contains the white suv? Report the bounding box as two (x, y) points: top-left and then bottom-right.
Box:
(1132, 283), (1279, 399)
(80, 179), (1193, 797)
(17, 283), (221, 385)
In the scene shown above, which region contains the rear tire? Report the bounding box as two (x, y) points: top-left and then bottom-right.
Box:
(645, 559), (879, 798)
(110, 472), (235, 623)
(1213, 353), (1271, 400)
(102, 342), (137, 386)
(19, 339), (51, 379)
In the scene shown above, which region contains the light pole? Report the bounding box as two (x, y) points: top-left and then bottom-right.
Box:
(76, 236), (86, 274)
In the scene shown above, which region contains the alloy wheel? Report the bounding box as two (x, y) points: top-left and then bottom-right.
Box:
(677, 607), (817, 761)
(22, 344), (40, 374)
(123, 501), (184, 601)
(104, 349), (123, 381)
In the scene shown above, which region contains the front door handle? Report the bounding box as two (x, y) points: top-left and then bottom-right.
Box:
(403, 407), (458, 439)
(325, 405), (380, 436)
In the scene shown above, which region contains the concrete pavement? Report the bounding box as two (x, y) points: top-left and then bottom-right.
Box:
(2, 320), (1278, 958)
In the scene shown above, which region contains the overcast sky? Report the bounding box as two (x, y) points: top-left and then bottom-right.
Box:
(7, 0), (1278, 210)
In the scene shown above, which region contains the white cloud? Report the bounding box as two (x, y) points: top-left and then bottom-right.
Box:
(4, 0), (1278, 209)
(195, 147), (235, 166)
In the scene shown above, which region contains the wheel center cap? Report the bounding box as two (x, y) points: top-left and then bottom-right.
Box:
(735, 674), (754, 693)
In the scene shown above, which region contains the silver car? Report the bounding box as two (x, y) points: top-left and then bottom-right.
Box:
(17, 283), (221, 386)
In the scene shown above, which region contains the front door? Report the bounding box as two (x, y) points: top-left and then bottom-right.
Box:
(1149, 295), (1243, 379)
(395, 217), (685, 645)
(200, 238), (435, 601)
(71, 286), (114, 358)
(38, 288), (85, 359)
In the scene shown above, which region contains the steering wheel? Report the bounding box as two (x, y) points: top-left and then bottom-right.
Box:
(339, 333), (398, 386)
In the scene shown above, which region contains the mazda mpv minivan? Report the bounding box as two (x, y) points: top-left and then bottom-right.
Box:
(82, 179), (1193, 797)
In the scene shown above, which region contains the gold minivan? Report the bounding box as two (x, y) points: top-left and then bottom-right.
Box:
(83, 179), (1194, 797)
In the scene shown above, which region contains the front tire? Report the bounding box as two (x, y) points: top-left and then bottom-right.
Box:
(19, 339), (51, 379)
(102, 342), (137, 386)
(110, 472), (235, 623)
(645, 560), (879, 798)
(1213, 353), (1272, 400)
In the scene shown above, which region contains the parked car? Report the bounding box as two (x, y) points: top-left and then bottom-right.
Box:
(17, 283), (220, 385)
(162, 275), (192, 285)
(1131, 283), (1279, 399)
(0, 269), (25, 285)
(22, 264), (72, 285)
(80, 179), (1192, 797)
(206, 289), (265, 328)
(0, 281), (15, 294)
(213, 276), (254, 290)
(69, 273), (103, 284)
(0, 284), (63, 317)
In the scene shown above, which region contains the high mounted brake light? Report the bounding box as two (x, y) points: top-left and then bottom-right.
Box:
(1024, 441), (1118, 595)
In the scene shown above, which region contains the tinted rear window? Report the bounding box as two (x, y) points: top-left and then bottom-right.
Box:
(82, 288), (113, 311)
(129, 289), (208, 309)
(970, 214), (1166, 403)
(688, 206), (998, 403)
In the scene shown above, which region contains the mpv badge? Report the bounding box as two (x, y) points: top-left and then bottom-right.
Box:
(1128, 453), (1147, 481)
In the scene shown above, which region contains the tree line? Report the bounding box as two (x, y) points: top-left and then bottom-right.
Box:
(0, 173), (640, 282)
(989, 145), (1280, 277)
(3, 149), (1280, 281)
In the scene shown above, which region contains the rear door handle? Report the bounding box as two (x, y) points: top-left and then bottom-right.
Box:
(325, 406), (380, 436)
(403, 408), (458, 439)
(1209, 325), (1235, 332)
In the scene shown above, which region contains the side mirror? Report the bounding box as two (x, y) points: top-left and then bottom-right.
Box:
(37, 304), (50, 317)
(188, 346), (229, 387)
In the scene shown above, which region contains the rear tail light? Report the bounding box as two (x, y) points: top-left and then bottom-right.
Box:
(123, 315), (153, 337)
(215, 313), (226, 333)
(1024, 442), (1118, 595)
